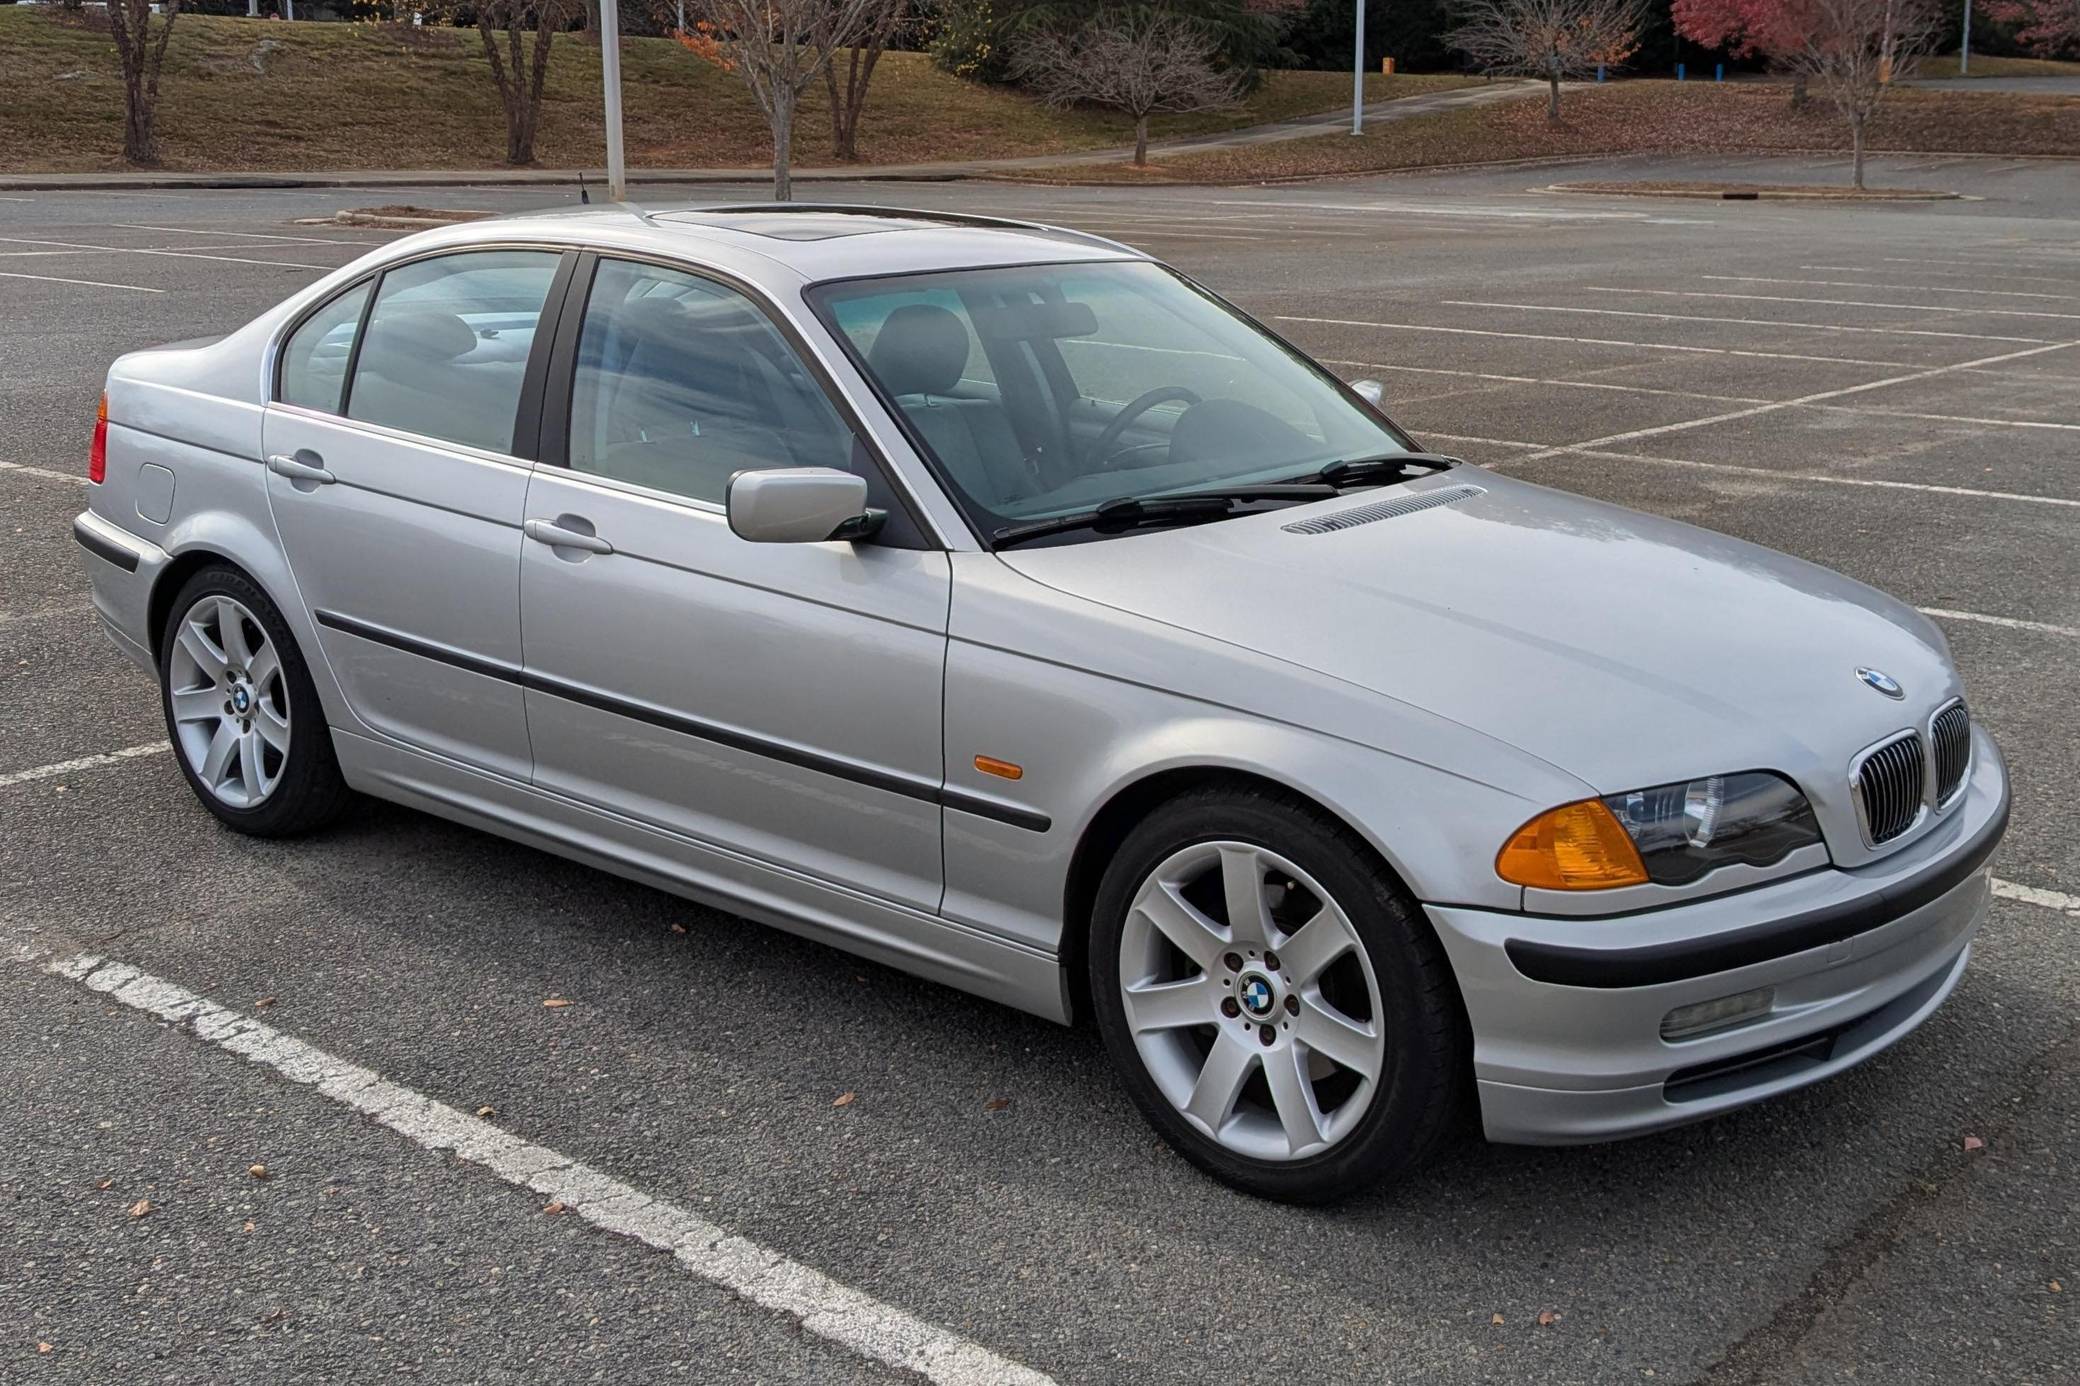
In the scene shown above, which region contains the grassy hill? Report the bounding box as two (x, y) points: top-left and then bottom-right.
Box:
(0, 10), (1472, 174)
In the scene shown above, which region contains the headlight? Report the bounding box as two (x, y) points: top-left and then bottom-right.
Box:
(1498, 772), (1822, 891)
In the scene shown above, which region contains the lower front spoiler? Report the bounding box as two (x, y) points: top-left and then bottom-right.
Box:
(1474, 938), (1972, 1145)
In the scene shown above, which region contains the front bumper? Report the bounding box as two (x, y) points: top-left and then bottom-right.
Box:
(74, 510), (168, 673)
(1428, 727), (2008, 1145)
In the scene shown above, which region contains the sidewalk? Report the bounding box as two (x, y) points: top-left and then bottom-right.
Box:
(0, 82), (1539, 193)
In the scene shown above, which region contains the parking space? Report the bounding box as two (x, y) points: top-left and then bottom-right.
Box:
(4, 159), (2078, 1382)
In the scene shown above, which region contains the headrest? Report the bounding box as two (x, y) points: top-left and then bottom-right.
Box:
(867, 304), (970, 398)
(361, 308), (478, 366)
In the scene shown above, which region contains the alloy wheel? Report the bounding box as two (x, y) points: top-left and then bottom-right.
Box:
(167, 594), (289, 809)
(1118, 841), (1386, 1162)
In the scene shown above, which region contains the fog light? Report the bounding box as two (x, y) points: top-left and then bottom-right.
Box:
(1660, 987), (1775, 1041)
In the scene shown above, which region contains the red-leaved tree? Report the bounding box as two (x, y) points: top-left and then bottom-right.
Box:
(1984, 0), (2080, 57)
(1672, 0), (1815, 104)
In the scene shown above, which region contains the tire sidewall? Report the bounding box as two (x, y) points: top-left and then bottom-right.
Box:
(1089, 791), (1461, 1203)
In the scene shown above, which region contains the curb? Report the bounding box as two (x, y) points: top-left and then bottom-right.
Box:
(1544, 182), (1967, 201)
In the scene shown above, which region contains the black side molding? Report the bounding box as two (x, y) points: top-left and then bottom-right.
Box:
(313, 608), (1052, 835)
(73, 518), (141, 573)
(1505, 784), (2009, 989)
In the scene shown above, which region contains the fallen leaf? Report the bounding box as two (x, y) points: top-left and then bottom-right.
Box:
(1491, 1313), (1505, 1325)
(476, 1106), (496, 1119)
(670, 923), (688, 934)
(94, 1178), (113, 1191)
(2051, 1280), (2063, 1293)
(243, 1220), (255, 1233)
(542, 1200), (568, 1216)
(984, 1097), (1011, 1112)
(832, 1091), (856, 1108)
(542, 998), (572, 1009)
(255, 996), (277, 1010)
(248, 1164), (269, 1180)
(37, 1343), (52, 1354)
(127, 1199), (152, 1218)
(1537, 1310), (1561, 1327)
(1963, 1134), (1986, 1152)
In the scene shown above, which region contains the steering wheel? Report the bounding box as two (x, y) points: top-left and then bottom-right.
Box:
(1087, 387), (1202, 468)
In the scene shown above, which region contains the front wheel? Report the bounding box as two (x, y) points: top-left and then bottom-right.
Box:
(158, 565), (350, 837)
(1089, 788), (1469, 1202)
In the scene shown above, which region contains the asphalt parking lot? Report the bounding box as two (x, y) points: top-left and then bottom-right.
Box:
(3, 153), (2076, 1383)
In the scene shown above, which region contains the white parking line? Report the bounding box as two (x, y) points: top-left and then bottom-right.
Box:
(0, 268), (163, 294)
(1441, 300), (2049, 346)
(0, 459), (89, 483)
(1919, 607), (2080, 640)
(1508, 338), (2080, 462)
(0, 243), (321, 260)
(1992, 880), (2080, 914)
(1327, 358), (2080, 432)
(1716, 274), (2080, 305)
(1274, 316), (1918, 369)
(39, 954), (1055, 1386)
(1590, 285), (2080, 323)
(0, 235), (329, 271)
(0, 742), (169, 789)
(111, 223), (388, 246)
(1804, 264), (2080, 289)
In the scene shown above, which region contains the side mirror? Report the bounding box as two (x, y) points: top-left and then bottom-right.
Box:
(726, 467), (882, 544)
(1351, 379), (1385, 408)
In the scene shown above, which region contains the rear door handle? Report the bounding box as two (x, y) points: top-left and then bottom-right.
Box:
(524, 518), (614, 555)
(267, 453), (335, 484)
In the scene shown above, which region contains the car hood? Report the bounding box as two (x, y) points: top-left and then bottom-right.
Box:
(995, 470), (1960, 794)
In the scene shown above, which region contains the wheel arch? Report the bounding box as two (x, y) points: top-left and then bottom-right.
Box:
(1058, 764), (1431, 1025)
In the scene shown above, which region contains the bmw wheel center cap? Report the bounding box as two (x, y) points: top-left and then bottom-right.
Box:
(1238, 972), (1278, 1020)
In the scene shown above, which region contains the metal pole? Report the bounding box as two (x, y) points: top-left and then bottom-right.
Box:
(600, 0), (627, 201)
(1351, 1), (1366, 136)
(1960, 2), (1972, 76)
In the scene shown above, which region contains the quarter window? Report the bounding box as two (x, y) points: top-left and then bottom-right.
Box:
(278, 280), (371, 414)
(346, 250), (561, 455)
(566, 259), (855, 506)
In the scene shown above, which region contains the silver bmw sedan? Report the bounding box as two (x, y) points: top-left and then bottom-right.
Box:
(74, 205), (2007, 1202)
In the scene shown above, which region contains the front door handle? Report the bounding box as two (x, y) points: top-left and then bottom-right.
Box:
(524, 518), (614, 555)
(267, 453), (335, 485)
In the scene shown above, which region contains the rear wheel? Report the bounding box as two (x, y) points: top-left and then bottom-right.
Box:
(1089, 788), (1468, 1202)
(158, 566), (349, 837)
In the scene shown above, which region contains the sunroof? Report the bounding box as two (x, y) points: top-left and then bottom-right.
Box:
(654, 210), (958, 241)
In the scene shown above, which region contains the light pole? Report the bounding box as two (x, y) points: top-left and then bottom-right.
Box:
(1351, 1), (1367, 135)
(1960, 1), (1972, 76)
(600, 0), (627, 201)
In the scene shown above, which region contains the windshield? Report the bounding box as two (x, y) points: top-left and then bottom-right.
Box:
(808, 261), (1409, 541)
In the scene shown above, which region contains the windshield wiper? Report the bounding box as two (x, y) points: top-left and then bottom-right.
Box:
(1291, 451), (1462, 490)
(993, 487), (1327, 549)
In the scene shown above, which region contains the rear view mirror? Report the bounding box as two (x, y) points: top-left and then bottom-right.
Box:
(727, 468), (881, 544)
(1351, 379), (1385, 408)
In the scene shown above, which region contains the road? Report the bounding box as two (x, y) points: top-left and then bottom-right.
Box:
(2, 152), (2075, 1383)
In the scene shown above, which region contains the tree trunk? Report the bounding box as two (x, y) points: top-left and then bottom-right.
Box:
(773, 90), (795, 202)
(1790, 72), (1808, 111)
(1850, 110), (1866, 190)
(1133, 113), (1149, 166)
(124, 85), (156, 165)
(1547, 72), (1561, 123)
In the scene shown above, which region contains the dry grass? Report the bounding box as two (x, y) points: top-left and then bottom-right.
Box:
(1917, 53), (2080, 80)
(1001, 81), (2080, 184)
(0, 9), (1470, 173)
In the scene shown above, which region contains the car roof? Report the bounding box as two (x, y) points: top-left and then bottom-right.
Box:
(485, 203), (1149, 282)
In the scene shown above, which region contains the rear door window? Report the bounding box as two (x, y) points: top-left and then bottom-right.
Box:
(346, 250), (561, 455)
(278, 280), (371, 414)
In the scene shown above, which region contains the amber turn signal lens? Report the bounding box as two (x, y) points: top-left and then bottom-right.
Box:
(973, 755), (1023, 781)
(1496, 799), (1649, 890)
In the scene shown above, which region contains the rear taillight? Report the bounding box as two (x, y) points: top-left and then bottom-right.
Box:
(89, 393), (109, 484)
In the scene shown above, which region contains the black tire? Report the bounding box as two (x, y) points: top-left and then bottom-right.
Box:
(157, 564), (351, 838)
(1088, 786), (1470, 1203)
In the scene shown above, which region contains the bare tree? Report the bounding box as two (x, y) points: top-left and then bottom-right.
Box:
(1010, 12), (1245, 167)
(107, 0), (184, 165)
(1784, 0), (1943, 189)
(824, 0), (916, 161)
(430, 0), (583, 166)
(680, 0), (889, 200)
(1445, 0), (1649, 122)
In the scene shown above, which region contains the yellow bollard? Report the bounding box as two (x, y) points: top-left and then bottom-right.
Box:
(1879, 55), (1892, 84)
(1381, 57), (1396, 75)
